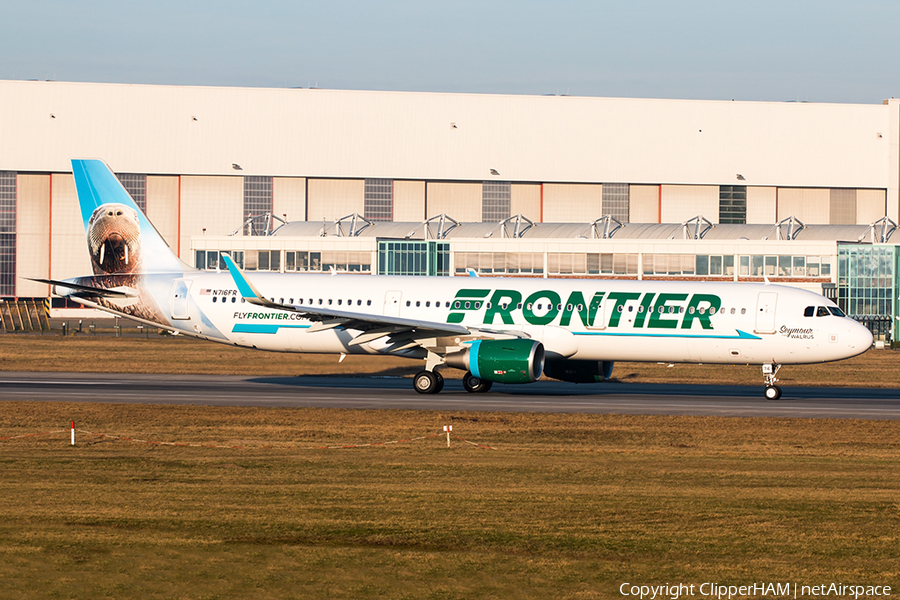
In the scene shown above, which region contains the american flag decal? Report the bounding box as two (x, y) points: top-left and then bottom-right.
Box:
(200, 289), (210, 295)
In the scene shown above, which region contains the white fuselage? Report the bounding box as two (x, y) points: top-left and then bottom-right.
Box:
(147, 272), (871, 366)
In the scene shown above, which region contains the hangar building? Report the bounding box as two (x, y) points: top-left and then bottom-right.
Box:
(0, 80), (897, 338)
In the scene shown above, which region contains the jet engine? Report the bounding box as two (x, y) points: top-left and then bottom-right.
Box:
(543, 359), (614, 383)
(445, 339), (544, 384)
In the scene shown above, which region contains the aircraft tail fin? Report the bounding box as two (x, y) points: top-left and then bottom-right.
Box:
(71, 159), (190, 275)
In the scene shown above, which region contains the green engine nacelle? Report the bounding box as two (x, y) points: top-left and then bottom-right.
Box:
(543, 359), (614, 383)
(463, 339), (545, 384)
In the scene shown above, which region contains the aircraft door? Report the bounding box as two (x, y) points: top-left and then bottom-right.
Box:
(171, 279), (192, 320)
(384, 290), (402, 317)
(755, 292), (777, 334)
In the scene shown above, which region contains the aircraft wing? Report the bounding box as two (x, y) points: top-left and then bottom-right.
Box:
(220, 254), (472, 340)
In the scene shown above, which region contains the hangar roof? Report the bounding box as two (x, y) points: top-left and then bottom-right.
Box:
(273, 219), (885, 243)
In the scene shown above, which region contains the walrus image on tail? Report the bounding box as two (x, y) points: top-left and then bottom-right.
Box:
(83, 202), (166, 324)
(88, 203), (142, 275)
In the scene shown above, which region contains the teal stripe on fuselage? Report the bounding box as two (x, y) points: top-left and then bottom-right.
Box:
(232, 324), (311, 335)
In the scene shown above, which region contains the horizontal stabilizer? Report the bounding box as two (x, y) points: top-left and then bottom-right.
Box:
(27, 278), (138, 298)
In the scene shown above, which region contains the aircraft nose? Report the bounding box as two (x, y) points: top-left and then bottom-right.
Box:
(848, 320), (874, 351)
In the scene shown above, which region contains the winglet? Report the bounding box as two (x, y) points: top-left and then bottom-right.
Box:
(467, 268), (479, 278)
(221, 253), (277, 308)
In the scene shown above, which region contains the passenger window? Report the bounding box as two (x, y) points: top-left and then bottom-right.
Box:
(367, 300), (372, 306)
(232, 297), (236, 303)
(406, 301), (411, 307)
(740, 308), (745, 314)
(804, 306), (815, 317)
(816, 306), (830, 317)
(730, 307), (735, 315)
(416, 301), (421, 307)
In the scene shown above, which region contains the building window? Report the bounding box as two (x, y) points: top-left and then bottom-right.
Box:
(738, 255), (830, 278)
(719, 185), (747, 224)
(454, 252), (543, 276)
(603, 183), (629, 223)
(116, 173), (147, 213)
(0, 172), (15, 297)
(195, 250), (243, 270)
(243, 176), (273, 236)
(364, 179), (393, 221)
(482, 181), (511, 223)
(837, 246), (894, 340)
(378, 241), (449, 276)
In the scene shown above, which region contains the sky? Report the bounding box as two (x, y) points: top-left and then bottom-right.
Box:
(2, 0), (898, 104)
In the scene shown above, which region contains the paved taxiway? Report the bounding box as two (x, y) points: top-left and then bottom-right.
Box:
(1, 372), (900, 419)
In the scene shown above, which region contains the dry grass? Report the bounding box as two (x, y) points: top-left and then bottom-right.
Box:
(0, 403), (898, 599)
(0, 333), (898, 387)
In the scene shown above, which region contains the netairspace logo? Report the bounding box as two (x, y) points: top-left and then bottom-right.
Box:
(619, 582), (892, 600)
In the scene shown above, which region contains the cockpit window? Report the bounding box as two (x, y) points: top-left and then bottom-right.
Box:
(803, 306), (814, 317)
(816, 306), (830, 317)
(828, 306), (846, 317)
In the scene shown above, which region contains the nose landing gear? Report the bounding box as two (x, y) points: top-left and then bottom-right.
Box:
(762, 362), (782, 400)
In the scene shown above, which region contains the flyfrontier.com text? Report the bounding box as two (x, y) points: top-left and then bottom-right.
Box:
(619, 582), (892, 600)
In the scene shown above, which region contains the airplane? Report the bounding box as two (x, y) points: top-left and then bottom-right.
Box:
(36, 159), (873, 400)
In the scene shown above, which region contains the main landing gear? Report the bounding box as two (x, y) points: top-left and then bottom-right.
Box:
(414, 370), (444, 394)
(413, 370), (494, 394)
(762, 362), (782, 400)
(462, 372), (492, 394)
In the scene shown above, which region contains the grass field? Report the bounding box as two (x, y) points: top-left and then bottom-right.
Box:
(1, 333), (900, 386)
(1, 403), (898, 599)
(1, 334), (898, 598)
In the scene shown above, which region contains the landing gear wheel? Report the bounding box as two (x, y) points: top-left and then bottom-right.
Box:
(414, 370), (440, 394)
(462, 372), (493, 393)
(433, 371), (444, 394)
(762, 362), (782, 401)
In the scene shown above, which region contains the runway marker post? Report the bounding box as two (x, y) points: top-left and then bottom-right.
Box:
(443, 425), (452, 448)
(70, 421), (75, 446)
